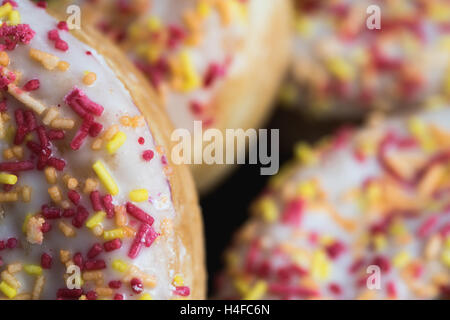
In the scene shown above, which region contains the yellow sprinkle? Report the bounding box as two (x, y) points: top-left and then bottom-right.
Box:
(24, 264), (42, 276)
(112, 259), (128, 273)
(22, 213), (32, 233)
(129, 189), (148, 203)
(0, 281), (16, 299)
(373, 234), (387, 252)
(0, 173), (17, 185)
(393, 251), (411, 268)
(233, 277), (250, 296)
(294, 142), (317, 165)
(178, 51), (200, 92)
(297, 180), (316, 200)
(0, 3), (12, 19)
(243, 281), (267, 300)
(408, 117), (435, 152)
(258, 197), (278, 223)
(172, 275), (184, 287)
(92, 160), (119, 195)
(86, 211), (106, 229)
(104, 228), (124, 241)
(139, 293), (152, 300)
(8, 10), (20, 26)
(197, 1), (211, 18)
(326, 57), (354, 81)
(311, 250), (330, 280)
(441, 249), (450, 267)
(294, 16), (311, 36)
(147, 16), (161, 32)
(106, 131), (127, 155)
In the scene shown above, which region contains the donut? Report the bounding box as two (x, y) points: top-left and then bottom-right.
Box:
(49, 0), (293, 192)
(286, 0), (450, 118)
(216, 106), (450, 299)
(0, 0), (204, 300)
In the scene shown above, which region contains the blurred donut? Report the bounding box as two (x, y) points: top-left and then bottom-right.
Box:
(216, 105), (450, 299)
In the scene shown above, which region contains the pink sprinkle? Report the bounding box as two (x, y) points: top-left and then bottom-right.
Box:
(102, 194), (114, 218)
(109, 280), (122, 289)
(65, 88), (104, 118)
(0, 24), (35, 50)
(190, 101), (204, 115)
(144, 226), (159, 247)
(63, 208), (76, 218)
(281, 198), (304, 227)
(142, 150), (154, 162)
(41, 222), (51, 233)
(47, 130), (65, 140)
(130, 278), (143, 294)
(57, 289), (82, 299)
(86, 291), (97, 300)
(204, 63), (225, 88)
(47, 157), (66, 171)
(417, 215), (439, 238)
(326, 241), (346, 260)
(104, 238), (122, 252)
(128, 223), (150, 259)
(35, 1), (47, 9)
(55, 39), (69, 52)
(138, 137), (145, 145)
(73, 252), (83, 269)
(387, 281), (397, 297)
(126, 202), (154, 225)
(114, 293), (124, 300)
(87, 243), (103, 259)
(88, 122), (103, 138)
(47, 29), (59, 41)
(6, 237), (17, 249)
(68, 190), (81, 205)
(371, 255), (391, 273)
(84, 260), (106, 271)
(328, 283), (342, 296)
(41, 253), (52, 269)
(174, 286), (190, 297)
(23, 79), (40, 91)
(42, 205), (62, 219)
(90, 190), (103, 211)
(0, 160), (34, 172)
(57, 21), (69, 31)
(72, 205), (89, 228)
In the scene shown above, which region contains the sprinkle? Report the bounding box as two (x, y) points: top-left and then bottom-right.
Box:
(87, 243), (103, 259)
(41, 253), (52, 269)
(104, 228), (125, 241)
(29, 48), (60, 71)
(86, 211), (106, 229)
(112, 259), (128, 273)
(173, 275), (184, 287)
(174, 286), (190, 297)
(243, 281), (267, 300)
(58, 221), (76, 237)
(23, 79), (40, 92)
(0, 172), (16, 185)
(126, 202), (154, 225)
(24, 265), (42, 276)
(83, 72), (97, 86)
(129, 189), (148, 202)
(90, 190), (103, 211)
(0, 280), (16, 299)
(104, 238), (122, 252)
(139, 293), (152, 300)
(142, 150), (154, 162)
(92, 160), (119, 196)
(106, 131), (127, 154)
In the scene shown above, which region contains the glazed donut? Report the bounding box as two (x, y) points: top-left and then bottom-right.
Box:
(216, 106), (450, 299)
(0, 0), (204, 300)
(50, 0), (292, 192)
(287, 0), (450, 118)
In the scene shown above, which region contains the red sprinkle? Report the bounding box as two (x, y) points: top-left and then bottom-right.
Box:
(104, 238), (122, 252)
(86, 290), (98, 300)
(41, 253), (52, 269)
(142, 150), (154, 162)
(42, 205), (62, 219)
(23, 79), (40, 91)
(84, 259), (106, 270)
(108, 280), (122, 289)
(130, 278), (143, 294)
(88, 122), (103, 138)
(90, 190), (103, 211)
(102, 194), (114, 218)
(57, 21), (69, 31)
(87, 243), (103, 259)
(174, 286), (190, 297)
(47, 157), (66, 171)
(126, 202), (154, 225)
(6, 237), (17, 249)
(138, 137), (145, 145)
(281, 198), (304, 227)
(72, 205), (89, 228)
(41, 221), (52, 233)
(114, 293), (124, 300)
(73, 252), (83, 269)
(47, 130), (65, 140)
(63, 208), (76, 218)
(68, 190), (81, 205)
(57, 288), (82, 299)
(144, 226), (159, 247)
(128, 223), (150, 259)
(65, 88), (104, 118)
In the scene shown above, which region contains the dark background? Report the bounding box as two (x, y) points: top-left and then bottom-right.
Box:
(200, 106), (360, 295)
